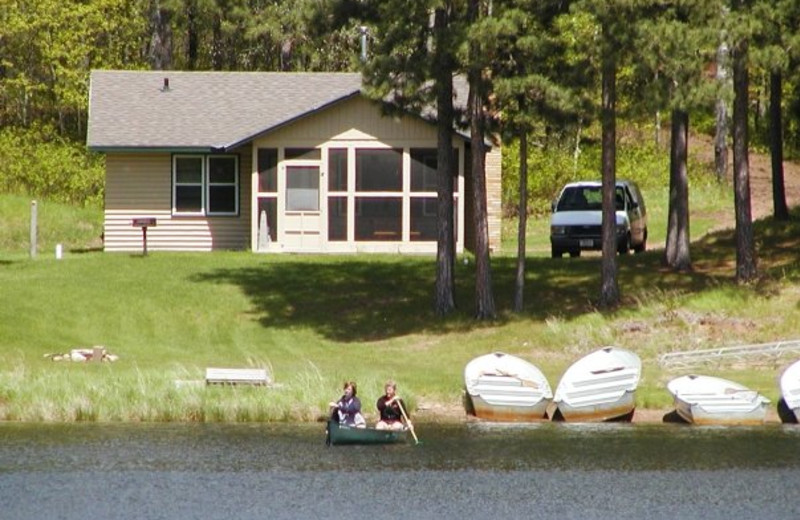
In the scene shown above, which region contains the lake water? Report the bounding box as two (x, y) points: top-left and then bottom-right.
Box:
(1, 422), (799, 519)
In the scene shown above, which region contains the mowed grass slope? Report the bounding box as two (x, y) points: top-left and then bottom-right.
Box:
(2, 190), (800, 422)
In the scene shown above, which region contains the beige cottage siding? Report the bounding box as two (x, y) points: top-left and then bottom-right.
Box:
(268, 96), (439, 144)
(104, 146), (252, 252)
(251, 96), (468, 254)
(462, 144), (502, 253)
(485, 145), (502, 252)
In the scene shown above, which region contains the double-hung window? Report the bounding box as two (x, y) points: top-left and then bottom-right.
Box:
(173, 155), (239, 216)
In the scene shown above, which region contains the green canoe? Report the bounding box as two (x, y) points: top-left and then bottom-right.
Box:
(325, 419), (409, 446)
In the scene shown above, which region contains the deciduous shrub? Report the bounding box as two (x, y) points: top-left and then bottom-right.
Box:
(0, 126), (104, 207)
(501, 125), (673, 218)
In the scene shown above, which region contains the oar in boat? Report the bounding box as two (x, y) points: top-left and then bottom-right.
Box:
(396, 399), (419, 445)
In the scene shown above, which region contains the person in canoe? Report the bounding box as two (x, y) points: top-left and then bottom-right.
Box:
(375, 380), (411, 431)
(329, 380), (366, 428)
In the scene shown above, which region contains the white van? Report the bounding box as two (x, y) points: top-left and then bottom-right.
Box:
(549, 180), (648, 258)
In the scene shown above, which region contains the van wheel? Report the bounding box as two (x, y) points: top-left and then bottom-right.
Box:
(551, 248), (563, 258)
(617, 233), (630, 255)
(569, 250), (580, 258)
(633, 229), (648, 253)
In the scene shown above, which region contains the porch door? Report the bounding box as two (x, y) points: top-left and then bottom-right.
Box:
(283, 165), (321, 251)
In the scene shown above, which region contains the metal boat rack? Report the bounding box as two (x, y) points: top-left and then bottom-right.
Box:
(658, 339), (800, 370)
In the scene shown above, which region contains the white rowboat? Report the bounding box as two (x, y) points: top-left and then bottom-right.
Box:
(779, 359), (800, 424)
(464, 352), (553, 422)
(552, 346), (641, 422)
(667, 374), (770, 425)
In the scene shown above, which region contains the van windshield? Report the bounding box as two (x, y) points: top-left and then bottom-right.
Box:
(557, 186), (626, 211)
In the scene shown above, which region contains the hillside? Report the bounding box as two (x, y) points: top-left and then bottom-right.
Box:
(691, 134), (800, 223)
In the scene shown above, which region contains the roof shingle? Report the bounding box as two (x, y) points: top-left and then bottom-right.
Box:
(87, 70), (363, 150)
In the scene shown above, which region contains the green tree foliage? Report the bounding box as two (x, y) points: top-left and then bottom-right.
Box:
(0, 126), (104, 206)
(0, 0), (148, 138)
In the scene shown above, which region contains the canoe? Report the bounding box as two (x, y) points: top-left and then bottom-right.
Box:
(552, 346), (641, 422)
(779, 359), (800, 424)
(667, 374), (770, 426)
(325, 419), (408, 446)
(463, 352), (552, 422)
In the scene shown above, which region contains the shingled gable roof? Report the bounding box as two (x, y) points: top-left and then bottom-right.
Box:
(87, 70), (364, 152)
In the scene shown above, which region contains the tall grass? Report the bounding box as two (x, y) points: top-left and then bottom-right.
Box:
(0, 194), (103, 257)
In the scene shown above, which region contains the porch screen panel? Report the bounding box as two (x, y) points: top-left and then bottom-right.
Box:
(286, 166), (319, 211)
(410, 148), (460, 193)
(285, 148), (321, 161)
(411, 149), (437, 192)
(410, 197), (437, 241)
(355, 149), (402, 192)
(355, 197), (401, 241)
(257, 148), (278, 192)
(328, 148), (348, 192)
(257, 198), (277, 242)
(328, 197), (347, 241)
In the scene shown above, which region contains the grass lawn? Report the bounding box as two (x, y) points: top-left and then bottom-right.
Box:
(2, 188), (800, 423)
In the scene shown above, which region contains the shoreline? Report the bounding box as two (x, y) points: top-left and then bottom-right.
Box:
(413, 403), (785, 425)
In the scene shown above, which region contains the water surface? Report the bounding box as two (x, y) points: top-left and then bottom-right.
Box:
(2, 422), (798, 519)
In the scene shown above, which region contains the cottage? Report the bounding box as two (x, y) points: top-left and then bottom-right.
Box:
(87, 70), (501, 254)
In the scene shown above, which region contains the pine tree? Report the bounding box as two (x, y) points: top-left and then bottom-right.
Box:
(354, 0), (463, 315)
(729, 0), (757, 283)
(635, 1), (720, 272)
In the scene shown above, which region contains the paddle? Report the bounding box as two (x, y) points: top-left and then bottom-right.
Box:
(396, 399), (419, 445)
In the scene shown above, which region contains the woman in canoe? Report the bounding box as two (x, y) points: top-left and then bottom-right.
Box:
(375, 380), (411, 431)
(329, 381), (366, 428)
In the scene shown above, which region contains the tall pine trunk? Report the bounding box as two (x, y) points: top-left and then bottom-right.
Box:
(770, 71), (789, 221)
(715, 41), (729, 183)
(513, 130), (528, 313)
(599, 45), (619, 308)
(148, 0), (173, 70)
(468, 63), (495, 320)
(732, 36), (757, 283)
(186, 0), (198, 70)
(467, 0), (494, 320)
(211, 14), (224, 70)
(663, 109), (692, 271)
(433, 8), (456, 316)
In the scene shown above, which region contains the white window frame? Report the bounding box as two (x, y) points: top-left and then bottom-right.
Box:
(172, 154), (239, 216)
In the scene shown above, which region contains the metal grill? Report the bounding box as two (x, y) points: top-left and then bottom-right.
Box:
(567, 225), (601, 238)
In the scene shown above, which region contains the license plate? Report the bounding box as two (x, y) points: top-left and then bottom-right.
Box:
(579, 239), (593, 247)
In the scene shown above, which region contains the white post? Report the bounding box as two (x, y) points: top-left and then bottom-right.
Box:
(55, 243), (63, 259)
(257, 210), (270, 251)
(30, 200), (37, 258)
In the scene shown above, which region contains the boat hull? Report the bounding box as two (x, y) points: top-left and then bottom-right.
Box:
(668, 375), (770, 426)
(326, 420), (408, 446)
(673, 398), (768, 426)
(463, 352), (553, 422)
(779, 359), (800, 424)
(554, 391), (636, 422)
(468, 393), (551, 422)
(552, 347), (641, 423)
